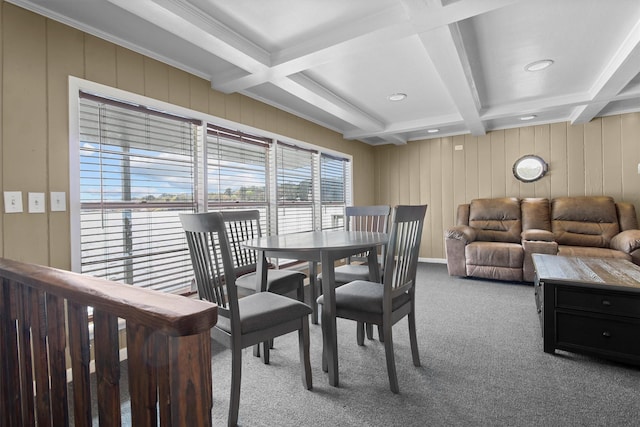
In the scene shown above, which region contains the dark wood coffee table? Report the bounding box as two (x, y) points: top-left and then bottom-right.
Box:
(532, 254), (640, 365)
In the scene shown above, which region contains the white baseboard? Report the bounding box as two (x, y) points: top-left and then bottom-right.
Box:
(419, 257), (446, 264)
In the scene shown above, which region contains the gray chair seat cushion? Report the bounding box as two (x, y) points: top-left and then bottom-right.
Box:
(318, 263), (383, 285)
(316, 280), (410, 315)
(217, 292), (312, 334)
(235, 269), (306, 293)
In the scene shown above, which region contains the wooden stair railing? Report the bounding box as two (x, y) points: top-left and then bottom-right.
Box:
(0, 258), (218, 426)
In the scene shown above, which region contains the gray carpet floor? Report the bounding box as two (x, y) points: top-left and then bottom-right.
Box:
(209, 263), (640, 426)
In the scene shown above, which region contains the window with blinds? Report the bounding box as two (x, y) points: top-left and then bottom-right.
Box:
(276, 143), (316, 234)
(78, 92), (199, 293)
(74, 84), (353, 293)
(207, 125), (270, 232)
(320, 154), (349, 230)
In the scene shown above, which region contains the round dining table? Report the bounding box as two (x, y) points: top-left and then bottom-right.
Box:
(243, 230), (388, 387)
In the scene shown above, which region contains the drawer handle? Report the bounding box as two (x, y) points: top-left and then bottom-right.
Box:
(602, 331), (611, 338)
(601, 300), (611, 306)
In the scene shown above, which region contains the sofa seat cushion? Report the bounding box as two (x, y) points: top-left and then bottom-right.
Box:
(465, 241), (523, 268)
(557, 245), (631, 261)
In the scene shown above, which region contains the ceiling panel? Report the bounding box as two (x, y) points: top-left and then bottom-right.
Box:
(10, 0), (640, 145)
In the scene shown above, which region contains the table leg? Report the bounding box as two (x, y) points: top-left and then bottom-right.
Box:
(320, 250), (339, 387)
(309, 261), (318, 325)
(255, 250), (270, 361)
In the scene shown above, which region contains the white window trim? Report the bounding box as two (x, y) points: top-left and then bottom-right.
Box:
(68, 76), (353, 275)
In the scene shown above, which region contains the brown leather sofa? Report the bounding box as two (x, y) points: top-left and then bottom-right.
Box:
(445, 196), (640, 282)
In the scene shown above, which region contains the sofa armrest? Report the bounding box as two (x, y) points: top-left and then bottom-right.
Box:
(445, 225), (477, 244)
(521, 229), (555, 242)
(445, 226), (477, 276)
(610, 229), (640, 254)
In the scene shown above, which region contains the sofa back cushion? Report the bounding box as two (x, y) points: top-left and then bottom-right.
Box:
(551, 196), (620, 248)
(469, 198), (522, 243)
(521, 198), (551, 231)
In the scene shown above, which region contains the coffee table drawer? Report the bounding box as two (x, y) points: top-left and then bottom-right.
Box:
(556, 312), (640, 356)
(556, 287), (640, 317)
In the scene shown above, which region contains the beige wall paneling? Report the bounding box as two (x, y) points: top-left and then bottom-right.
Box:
(434, 138), (450, 258)
(377, 146), (391, 207)
(252, 99), (268, 132)
(389, 146), (400, 207)
(566, 121), (585, 195)
(602, 115), (623, 200)
(418, 141), (431, 257)
(518, 126), (536, 198)
(621, 113), (640, 207)
(584, 119), (603, 195)
(534, 125), (551, 198)
(549, 122), (568, 197)
(47, 20), (84, 269)
(168, 67), (191, 109)
(350, 142), (375, 206)
(239, 94), (255, 127)
(84, 34), (117, 86)
(143, 57), (170, 101)
(397, 144), (411, 205)
(490, 130), (506, 198)
(116, 46), (144, 95)
(477, 134), (492, 198)
(189, 75), (209, 113)
(452, 136), (466, 210)
(504, 128), (520, 197)
(208, 86), (226, 118)
(408, 141), (421, 205)
(463, 134), (478, 201)
(225, 92), (242, 123)
(2, 4), (48, 263)
(0, 1), (4, 257)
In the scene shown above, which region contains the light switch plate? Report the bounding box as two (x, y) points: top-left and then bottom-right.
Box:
(28, 192), (46, 213)
(50, 191), (66, 212)
(4, 191), (23, 213)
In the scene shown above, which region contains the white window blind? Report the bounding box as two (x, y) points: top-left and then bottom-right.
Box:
(320, 154), (348, 230)
(78, 92), (199, 293)
(207, 125), (270, 231)
(276, 142), (315, 234)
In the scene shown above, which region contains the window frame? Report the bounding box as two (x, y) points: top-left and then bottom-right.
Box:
(69, 76), (353, 291)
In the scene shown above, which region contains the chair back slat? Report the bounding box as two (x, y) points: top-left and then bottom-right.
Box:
(384, 205), (428, 295)
(180, 212), (238, 319)
(344, 205), (391, 264)
(220, 210), (262, 277)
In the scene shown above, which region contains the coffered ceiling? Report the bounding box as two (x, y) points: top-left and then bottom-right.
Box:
(10, 0), (640, 145)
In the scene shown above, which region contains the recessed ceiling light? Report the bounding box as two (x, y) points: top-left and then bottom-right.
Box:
(387, 93), (407, 102)
(427, 129), (440, 133)
(520, 115), (537, 121)
(524, 59), (554, 72)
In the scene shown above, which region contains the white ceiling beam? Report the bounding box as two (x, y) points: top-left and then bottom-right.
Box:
(570, 18), (640, 124)
(344, 114), (461, 140)
(417, 23), (486, 136)
(108, 0), (270, 72)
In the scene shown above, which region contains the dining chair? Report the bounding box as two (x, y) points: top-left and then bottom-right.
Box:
(316, 204), (427, 393)
(179, 212), (313, 427)
(316, 205), (390, 340)
(220, 209), (306, 302)
(220, 209), (307, 361)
